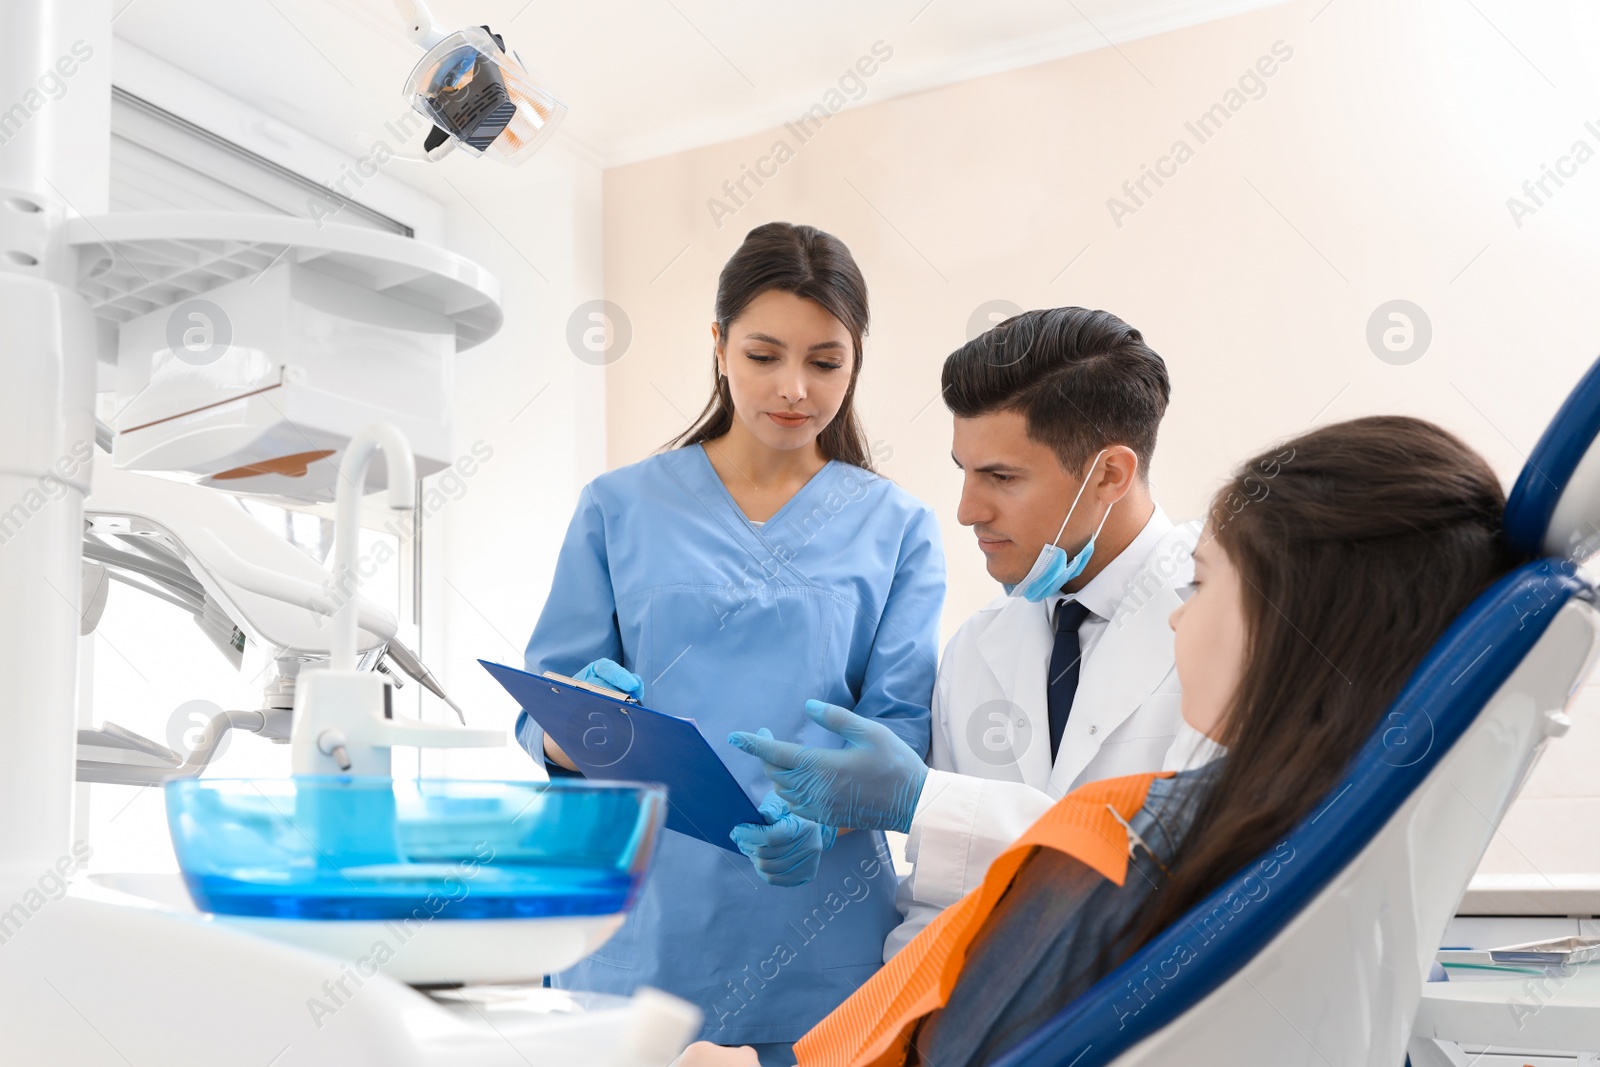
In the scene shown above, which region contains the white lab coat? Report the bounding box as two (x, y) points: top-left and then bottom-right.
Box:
(885, 509), (1201, 959)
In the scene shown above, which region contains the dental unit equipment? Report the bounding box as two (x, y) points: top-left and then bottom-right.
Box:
(0, 4), (697, 1063)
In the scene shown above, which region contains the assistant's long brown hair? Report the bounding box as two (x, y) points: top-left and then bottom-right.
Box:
(1124, 415), (1513, 953)
(663, 221), (876, 470)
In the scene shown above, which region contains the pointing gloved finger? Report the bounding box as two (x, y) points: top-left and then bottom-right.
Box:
(803, 699), (880, 744)
(726, 730), (809, 770)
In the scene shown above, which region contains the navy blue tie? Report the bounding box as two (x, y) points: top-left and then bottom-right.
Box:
(1048, 599), (1094, 762)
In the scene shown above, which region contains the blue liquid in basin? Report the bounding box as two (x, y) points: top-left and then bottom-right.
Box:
(165, 777), (667, 922)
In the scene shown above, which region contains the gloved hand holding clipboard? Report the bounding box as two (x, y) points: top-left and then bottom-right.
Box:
(479, 660), (763, 853)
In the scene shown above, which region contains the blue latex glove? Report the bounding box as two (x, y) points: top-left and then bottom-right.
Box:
(574, 657), (642, 698)
(728, 784), (837, 888)
(727, 700), (929, 833)
(541, 659), (643, 775)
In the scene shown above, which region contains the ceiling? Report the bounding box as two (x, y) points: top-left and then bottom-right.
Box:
(113, 0), (1290, 172)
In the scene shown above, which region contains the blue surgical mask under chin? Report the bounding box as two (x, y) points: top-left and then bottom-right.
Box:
(1005, 452), (1114, 602)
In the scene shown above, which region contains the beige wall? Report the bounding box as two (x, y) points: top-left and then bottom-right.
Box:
(601, 0), (1600, 873)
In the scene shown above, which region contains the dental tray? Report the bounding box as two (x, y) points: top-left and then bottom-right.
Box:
(1437, 936), (1600, 967)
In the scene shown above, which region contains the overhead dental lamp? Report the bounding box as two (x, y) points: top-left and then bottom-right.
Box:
(395, 0), (568, 164)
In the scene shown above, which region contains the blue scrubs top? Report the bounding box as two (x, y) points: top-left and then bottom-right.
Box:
(516, 444), (944, 1045)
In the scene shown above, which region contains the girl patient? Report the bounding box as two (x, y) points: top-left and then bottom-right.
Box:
(678, 414), (1513, 1067)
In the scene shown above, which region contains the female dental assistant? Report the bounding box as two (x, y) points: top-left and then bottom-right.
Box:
(515, 222), (945, 1063)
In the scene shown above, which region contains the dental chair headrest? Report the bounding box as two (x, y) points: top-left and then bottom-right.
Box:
(1505, 353), (1600, 563)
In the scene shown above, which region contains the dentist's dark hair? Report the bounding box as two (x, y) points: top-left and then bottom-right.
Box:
(1126, 415), (1512, 953)
(665, 222), (875, 470)
(942, 307), (1169, 479)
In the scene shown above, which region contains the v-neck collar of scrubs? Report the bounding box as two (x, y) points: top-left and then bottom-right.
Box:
(690, 442), (840, 531)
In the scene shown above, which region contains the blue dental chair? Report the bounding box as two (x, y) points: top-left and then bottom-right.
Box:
(990, 358), (1600, 1067)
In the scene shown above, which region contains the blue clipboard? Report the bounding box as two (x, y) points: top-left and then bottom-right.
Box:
(480, 660), (763, 853)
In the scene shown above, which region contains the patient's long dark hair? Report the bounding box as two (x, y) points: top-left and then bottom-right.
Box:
(1125, 416), (1512, 953)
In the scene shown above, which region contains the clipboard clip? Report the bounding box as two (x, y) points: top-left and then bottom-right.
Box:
(540, 670), (642, 704)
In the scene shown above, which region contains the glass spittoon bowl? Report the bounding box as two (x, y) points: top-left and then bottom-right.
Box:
(164, 777), (667, 984)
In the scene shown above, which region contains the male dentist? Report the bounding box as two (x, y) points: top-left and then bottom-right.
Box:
(729, 306), (1214, 957)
